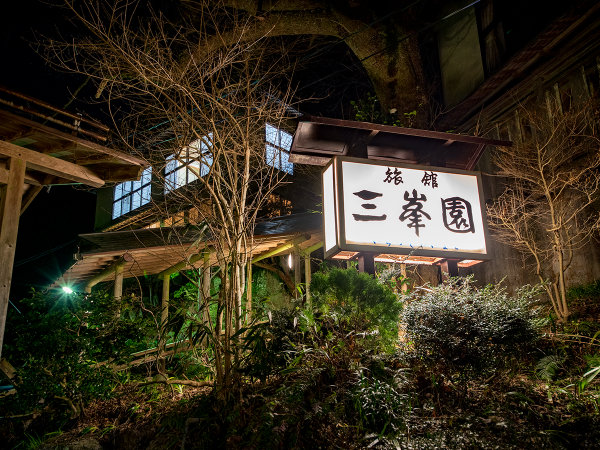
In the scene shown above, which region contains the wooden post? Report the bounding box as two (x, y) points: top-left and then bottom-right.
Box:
(114, 265), (124, 300)
(304, 255), (312, 305)
(358, 253), (375, 275)
(113, 264), (124, 319)
(0, 157), (26, 359)
(438, 259), (459, 283)
(293, 249), (301, 298)
(158, 274), (170, 373)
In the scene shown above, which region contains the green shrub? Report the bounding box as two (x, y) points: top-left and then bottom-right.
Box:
(310, 268), (403, 349)
(353, 376), (409, 435)
(402, 278), (541, 380)
(2, 289), (153, 420)
(567, 279), (600, 300)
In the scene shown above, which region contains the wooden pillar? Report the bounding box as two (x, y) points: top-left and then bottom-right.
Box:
(304, 255), (311, 305)
(0, 157), (26, 359)
(358, 253), (375, 275)
(293, 250), (301, 298)
(158, 274), (170, 373)
(114, 265), (124, 300)
(438, 259), (459, 283)
(113, 265), (124, 319)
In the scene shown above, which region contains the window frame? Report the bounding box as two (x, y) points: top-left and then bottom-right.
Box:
(265, 123), (294, 175)
(164, 136), (213, 193)
(112, 166), (152, 219)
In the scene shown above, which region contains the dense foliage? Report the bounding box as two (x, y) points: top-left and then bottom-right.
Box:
(2, 290), (155, 422)
(402, 278), (541, 380)
(310, 267), (403, 349)
(3, 274), (600, 449)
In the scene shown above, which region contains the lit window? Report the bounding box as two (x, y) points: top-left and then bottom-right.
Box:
(265, 123), (293, 175)
(112, 167), (152, 219)
(165, 136), (213, 193)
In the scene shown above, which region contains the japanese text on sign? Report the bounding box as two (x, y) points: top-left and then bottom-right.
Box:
(339, 160), (486, 254)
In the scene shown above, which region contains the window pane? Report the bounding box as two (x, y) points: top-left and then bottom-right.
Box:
(131, 191), (141, 210)
(141, 167), (152, 185)
(112, 201), (121, 219)
(141, 185), (151, 204)
(114, 183), (123, 200)
(132, 178), (141, 191)
(201, 154), (213, 177)
(187, 166), (198, 184)
(266, 144), (278, 168)
(279, 129), (293, 150)
(165, 154), (177, 174)
(188, 139), (202, 160)
(165, 170), (176, 193)
(280, 150), (294, 175)
(121, 196), (131, 214)
(265, 123), (278, 145)
(122, 181), (131, 195)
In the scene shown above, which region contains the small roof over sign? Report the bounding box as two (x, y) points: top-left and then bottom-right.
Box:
(289, 116), (510, 170)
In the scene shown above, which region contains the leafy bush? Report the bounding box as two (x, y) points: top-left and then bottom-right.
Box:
(310, 268), (403, 349)
(2, 289), (154, 420)
(567, 279), (600, 300)
(402, 278), (541, 380)
(353, 375), (409, 435)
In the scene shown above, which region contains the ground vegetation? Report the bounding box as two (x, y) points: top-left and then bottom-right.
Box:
(1, 270), (599, 448)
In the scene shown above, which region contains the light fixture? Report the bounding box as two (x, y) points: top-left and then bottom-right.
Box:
(62, 286), (74, 294)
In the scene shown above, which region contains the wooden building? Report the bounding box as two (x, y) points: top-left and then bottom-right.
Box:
(0, 86), (147, 356)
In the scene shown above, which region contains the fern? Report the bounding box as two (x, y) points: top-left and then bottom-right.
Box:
(535, 354), (566, 381)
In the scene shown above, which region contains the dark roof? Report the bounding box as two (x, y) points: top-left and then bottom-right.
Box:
(0, 87), (147, 184)
(289, 116), (509, 170)
(437, 2), (600, 129)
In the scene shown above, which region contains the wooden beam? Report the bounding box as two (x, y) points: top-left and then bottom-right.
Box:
(0, 161), (42, 186)
(302, 241), (323, 257)
(251, 234), (310, 264)
(20, 185), (43, 215)
(156, 249), (210, 279)
(0, 140), (105, 187)
(0, 157), (26, 358)
(84, 254), (133, 292)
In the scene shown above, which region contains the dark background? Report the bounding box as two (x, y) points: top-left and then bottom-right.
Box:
(1, 0), (97, 299)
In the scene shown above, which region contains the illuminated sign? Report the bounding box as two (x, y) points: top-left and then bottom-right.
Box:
(322, 157), (489, 261)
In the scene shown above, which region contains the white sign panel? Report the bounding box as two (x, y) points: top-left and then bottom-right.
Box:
(322, 163), (337, 253)
(322, 157), (489, 259)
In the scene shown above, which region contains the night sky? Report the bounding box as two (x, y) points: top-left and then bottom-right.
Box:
(1, 0), (98, 298)
(1, 0), (371, 300)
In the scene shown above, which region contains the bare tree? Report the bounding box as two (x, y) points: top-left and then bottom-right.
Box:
(487, 100), (600, 322)
(49, 0), (300, 391)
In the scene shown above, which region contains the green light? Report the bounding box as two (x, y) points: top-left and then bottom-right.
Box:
(62, 286), (74, 294)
